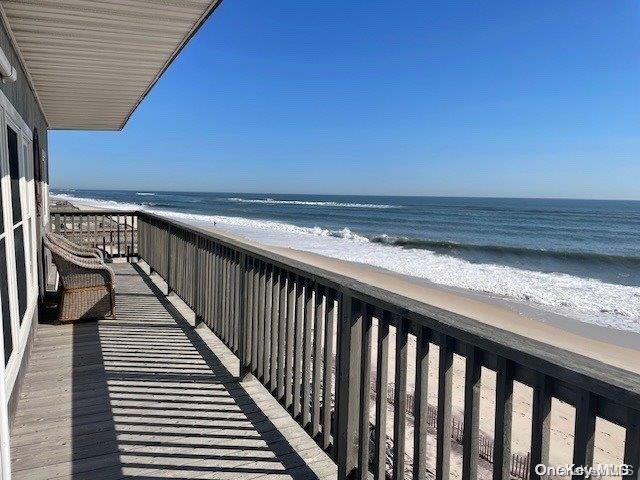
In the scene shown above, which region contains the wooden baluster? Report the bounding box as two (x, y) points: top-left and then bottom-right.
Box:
(269, 268), (280, 393)
(392, 315), (409, 480)
(225, 248), (232, 344)
(414, 326), (431, 480)
(462, 344), (481, 480)
(373, 310), (390, 480)
(243, 257), (254, 371)
(322, 288), (336, 451)
(117, 214), (121, 256)
(293, 275), (305, 419)
(572, 389), (596, 480)
(263, 265), (273, 387)
(213, 243), (221, 333)
(312, 284), (326, 438)
(238, 252), (251, 380)
(256, 262), (266, 380)
(357, 304), (373, 479)
(285, 273), (296, 411)
(530, 374), (552, 480)
(493, 357), (514, 480)
(301, 279), (314, 429)
(205, 240), (213, 326)
(250, 255), (259, 368)
(277, 271), (288, 401)
(436, 335), (454, 480)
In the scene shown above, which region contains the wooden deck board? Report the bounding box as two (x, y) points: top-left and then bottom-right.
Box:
(10, 263), (337, 479)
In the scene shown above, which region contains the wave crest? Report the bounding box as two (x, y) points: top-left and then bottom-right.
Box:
(48, 193), (640, 329)
(369, 236), (640, 267)
(226, 197), (397, 209)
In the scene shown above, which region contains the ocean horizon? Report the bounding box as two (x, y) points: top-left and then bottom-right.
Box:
(51, 188), (640, 333)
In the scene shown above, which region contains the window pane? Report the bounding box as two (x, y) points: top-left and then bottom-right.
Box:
(14, 225), (27, 322)
(27, 221), (33, 285)
(7, 126), (21, 223)
(0, 239), (12, 365)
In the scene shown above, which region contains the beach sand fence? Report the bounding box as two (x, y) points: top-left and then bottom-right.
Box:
(50, 211), (138, 260)
(384, 383), (532, 480)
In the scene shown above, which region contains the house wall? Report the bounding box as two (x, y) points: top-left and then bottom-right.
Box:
(0, 14), (49, 425)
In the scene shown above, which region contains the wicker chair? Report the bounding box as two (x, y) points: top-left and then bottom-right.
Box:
(46, 232), (105, 261)
(44, 236), (115, 323)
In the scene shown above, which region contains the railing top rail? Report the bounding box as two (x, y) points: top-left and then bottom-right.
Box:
(59, 209), (640, 412)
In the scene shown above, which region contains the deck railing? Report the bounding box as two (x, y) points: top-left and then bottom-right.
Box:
(51, 210), (640, 480)
(50, 210), (138, 259)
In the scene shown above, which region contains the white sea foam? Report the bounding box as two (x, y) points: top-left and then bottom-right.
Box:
(136, 192), (156, 196)
(53, 193), (142, 212)
(50, 193), (640, 332)
(226, 197), (397, 209)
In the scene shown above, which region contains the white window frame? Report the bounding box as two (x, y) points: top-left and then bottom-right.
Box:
(0, 92), (37, 395)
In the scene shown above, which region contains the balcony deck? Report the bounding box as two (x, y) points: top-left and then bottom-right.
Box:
(10, 263), (337, 480)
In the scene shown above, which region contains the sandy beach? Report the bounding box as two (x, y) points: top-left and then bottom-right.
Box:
(194, 225), (632, 478)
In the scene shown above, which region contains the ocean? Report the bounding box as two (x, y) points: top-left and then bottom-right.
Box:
(51, 189), (640, 333)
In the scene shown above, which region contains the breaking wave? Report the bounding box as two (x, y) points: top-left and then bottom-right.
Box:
(49, 193), (640, 332)
(369, 236), (640, 269)
(226, 197), (397, 209)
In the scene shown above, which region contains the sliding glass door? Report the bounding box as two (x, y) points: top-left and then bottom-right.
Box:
(0, 104), (36, 371)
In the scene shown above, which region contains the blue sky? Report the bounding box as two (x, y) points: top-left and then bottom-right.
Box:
(50, 1), (640, 199)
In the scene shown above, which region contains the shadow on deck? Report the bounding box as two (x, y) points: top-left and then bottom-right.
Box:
(10, 263), (336, 479)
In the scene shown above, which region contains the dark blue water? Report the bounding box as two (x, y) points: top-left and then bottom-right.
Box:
(53, 189), (640, 287)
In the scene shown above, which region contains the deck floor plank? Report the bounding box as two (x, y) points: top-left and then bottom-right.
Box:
(10, 263), (336, 479)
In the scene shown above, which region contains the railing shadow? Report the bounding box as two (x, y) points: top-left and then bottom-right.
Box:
(76, 262), (327, 479)
(71, 319), (123, 479)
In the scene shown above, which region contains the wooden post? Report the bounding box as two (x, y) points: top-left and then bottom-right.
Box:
(336, 293), (363, 480)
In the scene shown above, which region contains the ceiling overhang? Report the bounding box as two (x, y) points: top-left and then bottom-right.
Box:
(0, 0), (221, 130)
